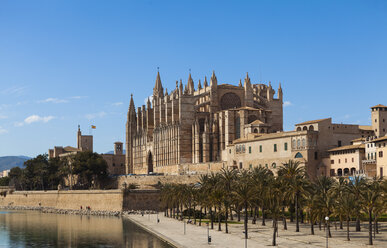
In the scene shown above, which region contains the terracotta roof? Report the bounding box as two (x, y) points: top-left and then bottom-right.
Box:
(372, 136), (387, 143)
(328, 144), (365, 152)
(371, 104), (387, 108)
(296, 118), (331, 125)
(232, 130), (308, 145)
(359, 125), (373, 131)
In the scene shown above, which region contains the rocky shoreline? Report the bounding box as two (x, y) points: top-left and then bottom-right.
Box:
(0, 205), (157, 217)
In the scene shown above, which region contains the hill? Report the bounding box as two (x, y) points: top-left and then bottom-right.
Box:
(0, 156), (31, 172)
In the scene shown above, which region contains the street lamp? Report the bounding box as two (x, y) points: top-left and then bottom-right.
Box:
(325, 216), (329, 248)
(207, 222), (211, 244)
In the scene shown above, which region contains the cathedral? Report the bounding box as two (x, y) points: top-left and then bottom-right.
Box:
(125, 71), (283, 174)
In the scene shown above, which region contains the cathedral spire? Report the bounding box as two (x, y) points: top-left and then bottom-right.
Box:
(244, 72), (251, 85)
(187, 73), (195, 94)
(153, 71), (164, 97)
(128, 94), (136, 122)
(203, 76), (208, 87)
(198, 79), (202, 90)
(210, 70), (217, 87)
(238, 79), (242, 87)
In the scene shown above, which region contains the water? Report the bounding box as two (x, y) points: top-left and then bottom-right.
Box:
(0, 210), (173, 248)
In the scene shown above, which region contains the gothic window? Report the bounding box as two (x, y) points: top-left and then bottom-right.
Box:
(292, 140), (296, 149)
(302, 139), (306, 147)
(295, 152), (303, 158)
(235, 117), (241, 139)
(297, 139), (300, 148)
(220, 93), (241, 110)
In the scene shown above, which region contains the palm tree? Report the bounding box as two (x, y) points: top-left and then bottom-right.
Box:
(348, 176), (366, 232)
(266, 175), (282, 246)
(360, 179), (382, 245)
(232, 170), (255, 240)
(331, 177), (347, 229)
(278, 159), (307, 232)
(219, 168), (237, 233)
(314, 176), (335, 237)
(340, 189), (356, 241)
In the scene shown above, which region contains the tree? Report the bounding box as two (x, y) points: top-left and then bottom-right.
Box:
(278, 160), (307, 232)
(232, 170), (255, 240)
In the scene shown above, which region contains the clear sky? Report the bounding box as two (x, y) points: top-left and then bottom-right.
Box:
(0, 0), (386, 157)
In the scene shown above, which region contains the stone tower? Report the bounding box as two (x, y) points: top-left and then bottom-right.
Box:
(371, 104), (387, 137)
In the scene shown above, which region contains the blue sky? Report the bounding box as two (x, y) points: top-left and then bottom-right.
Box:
(0, 0), (386, 157)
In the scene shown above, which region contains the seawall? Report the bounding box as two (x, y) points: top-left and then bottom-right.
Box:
(0, 189), (160, 212)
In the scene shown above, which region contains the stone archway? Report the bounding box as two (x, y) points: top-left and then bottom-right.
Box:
(147, 151), (153, 174)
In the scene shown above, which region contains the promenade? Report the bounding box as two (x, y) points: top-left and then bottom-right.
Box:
(127, 214), (387, 248)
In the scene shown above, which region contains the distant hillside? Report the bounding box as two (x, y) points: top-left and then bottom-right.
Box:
(0, 156), (31, 172)
(105, 150), (126, 155)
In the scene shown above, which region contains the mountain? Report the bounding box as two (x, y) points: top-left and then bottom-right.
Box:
(105, 150), (126, 155)
(0, 156), (31, 172)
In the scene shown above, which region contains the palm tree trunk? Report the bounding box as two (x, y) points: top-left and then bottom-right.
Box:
(311, 220), (314, 235)
(225, 206), (229, 233)
(346, 217), (350, 241)
(283, 207), (287, 230)
(295, 193), (299, 232)
(262, 206), (266, 226)
(237, 208), (241, 222)
(210, 208), (214, 229)
(218, 205), (222, 231)
(375, 216), (379, 234)
(340, 216), (343, 229)
(356, 216), (361, 231)
(328, 221), (332, 238)
(319, 219), (322, 230)
(199, 207), (203, 226)
(193, 204), (196, 225)
(368, 209), (373, 245)
(272, 219), (277, 246)
(244, 202), (248, 240)
(230, 207), (234, 220)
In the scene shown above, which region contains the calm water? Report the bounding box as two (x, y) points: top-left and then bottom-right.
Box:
(0, 210), (173, 248)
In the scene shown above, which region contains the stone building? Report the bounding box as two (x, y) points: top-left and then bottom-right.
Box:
(101, 142), (126, 175)
(48, 125), (93, 158)
(126, 71), (283, 174)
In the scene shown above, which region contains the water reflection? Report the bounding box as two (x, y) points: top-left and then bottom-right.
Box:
(0, 211), (172, 248)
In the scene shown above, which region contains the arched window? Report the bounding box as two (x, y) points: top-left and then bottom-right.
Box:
(302, 139), (306, 147)
(303, 126), (308, 131)
(344, 168), (349, 176)
(351, 167), (356, 175)
(295, 152), (303, 158)
(309, 125), (314, 131)
(220, 93), (241, 110)
(296, 127), (301, 131)
(338, 169), (343, 176)
(235, 117), (240, 139)
(297, 139), (300, 148)
(253, 128), (258, 133)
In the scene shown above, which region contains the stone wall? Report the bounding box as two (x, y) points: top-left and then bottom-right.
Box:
(123, 189), (161, 211)
(0, 190), (123, 211)
(118, 174), (200, 189)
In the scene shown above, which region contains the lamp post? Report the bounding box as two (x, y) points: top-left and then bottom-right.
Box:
(325, 216), (329, 248)
(207, 222), (211, 244)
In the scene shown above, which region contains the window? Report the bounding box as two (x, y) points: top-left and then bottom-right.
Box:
(229, 149), (231, 154)
(284, 142), (288, 151)
(302, 139), (306, 147)
(249, 146), (251, 154)
(330, 169), (335, 176)
(295, 152), (303, 158)
(371, 153), (373, 159)
(265, 164), (268, 168)
(379, 151), (383, 158)
(352, 158), (354, 162)
(249, 164), (252, 169)
(274, 144), (277, 152)
(331, 160), (334, 164)
(113, 163), (115, 167)
(239, 162), (243, 169)
(259, 145), (262, 153)
(338, 140), (342, 147)
(235, 117), (241, 139)
(368, 153), (370, 160)
(297, 139), (300, 148)
(375, 119), (377, 123)
(345, 158), (347, 163)
(314, 151), (318, 160)
(339, 159), (341, 164)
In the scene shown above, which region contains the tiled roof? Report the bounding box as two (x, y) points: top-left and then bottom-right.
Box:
(371, 104), (387, 108)
(359, 125), (373, 131)
(328, 144), (365, 152)
(296, 118), (331, 125)
(372, 136), (387, 143)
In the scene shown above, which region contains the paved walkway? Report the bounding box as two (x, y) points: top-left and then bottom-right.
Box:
(126, 214), (387, 248)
